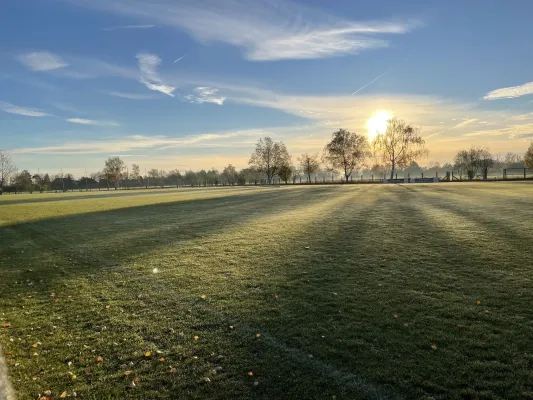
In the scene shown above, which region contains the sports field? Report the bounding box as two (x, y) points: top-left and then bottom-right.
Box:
(1, 183), (533, 399)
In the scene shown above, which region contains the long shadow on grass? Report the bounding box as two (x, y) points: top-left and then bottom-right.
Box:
(386, 187), (533, 398)
(0, 185), (400, 400)
(0, 186), (268, 207)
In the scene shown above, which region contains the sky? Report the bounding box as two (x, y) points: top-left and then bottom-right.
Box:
(1, 0), (533, 176)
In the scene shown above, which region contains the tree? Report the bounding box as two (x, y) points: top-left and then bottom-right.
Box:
(0, 151), (16, 195)
(221, 164), (237, 185)
(525, 143), (533, 170)
(478, 149), (494, 180)
(14, 170), (33, 193)
(147, 169), (159, 187)
(249, 137), (290, 184)
(454, 147), (485, 180)
(32, 173), (43, 192)
(298, 153), (320, 183)
(374, 118), (427, 179)
(104, 157), (125, 189)
(240, 168), (262, 185)
(323, 129), (369, 183)
(278, 163), (292, 184)
(131, 164), (141, 184)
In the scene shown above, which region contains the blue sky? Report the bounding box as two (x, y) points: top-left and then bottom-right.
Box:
(1, 0), (533, 175)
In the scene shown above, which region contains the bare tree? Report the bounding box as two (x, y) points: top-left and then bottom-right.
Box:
(147, 168), (159, 187)
(525, 143), (533, 170)
(249, 137), (290, 184)
(478, 149), (494, 180)
(374, 118), (427, 179)
(221, 164), (237, 185)
(298, 153), (321, 183)
(454, 147), (487, 180)
(323, 129), (368, 183)
(131, 164), (141, 185)
(0, 151), (16, 195)
(104, 157), (125, 189)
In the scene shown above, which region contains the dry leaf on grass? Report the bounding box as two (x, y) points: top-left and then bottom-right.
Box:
(431, 345), (438, 350)
(144, 351), (151, 357)
(248, 371), (254, 376)
(1, 323), (10, 328)
(159, 357), (165, 362)
(193, 336), (199, 341)
(60, 391), (68, 398)
(97, 356), (104, 362)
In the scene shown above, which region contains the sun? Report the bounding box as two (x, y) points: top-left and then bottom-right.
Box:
(366, 111), (391, 141)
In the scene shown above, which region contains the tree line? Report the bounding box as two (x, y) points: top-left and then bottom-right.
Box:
(2, 117), (533, 194)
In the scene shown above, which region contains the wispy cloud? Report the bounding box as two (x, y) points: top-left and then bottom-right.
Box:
(483, 81), (533, 100)
(185, 87), (226, 105)
(63, 0), (421, 61)
(0, 102), (51, 117)
(106, 91), (158, 100)
(66, 118), (119, 126)
(17, 51), (69, 71)
(136, 53), (176, 97)
(452, 118), (478, 129)
(102, 24), (155, 31)
(11, 131), (261, 154)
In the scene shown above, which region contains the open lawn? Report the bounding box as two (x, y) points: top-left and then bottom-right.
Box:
(1, 183), (533, 399)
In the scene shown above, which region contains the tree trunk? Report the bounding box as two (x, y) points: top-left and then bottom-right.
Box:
(390, 164), (395, 180)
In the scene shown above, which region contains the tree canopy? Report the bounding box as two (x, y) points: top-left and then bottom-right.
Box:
(323, 129), (368, 182)
(373, 118), (427, 179)
(248, 137), (290, 184)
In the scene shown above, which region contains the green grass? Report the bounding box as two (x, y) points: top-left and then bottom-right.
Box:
(1, 183), (533, 399)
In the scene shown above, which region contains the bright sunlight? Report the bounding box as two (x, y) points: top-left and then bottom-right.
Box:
(366, 111), (391, 140)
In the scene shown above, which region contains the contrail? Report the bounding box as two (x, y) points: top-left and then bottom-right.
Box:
(351, 70), (389, 96)
(173, 56), (185, 64)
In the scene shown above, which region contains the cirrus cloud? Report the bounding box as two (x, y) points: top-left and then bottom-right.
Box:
(483, 81), (533, 100)
(66, 118), (119, 126)
(17, 51), (69, 71)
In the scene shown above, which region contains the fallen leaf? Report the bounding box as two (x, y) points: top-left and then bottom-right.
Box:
(274, 295), (279, 299)
(229, 325), (234, 329)
(159, 357), (165, 362)
(44, 390), (52, 396)
(55, 298), (60, 303)
(254, 381), (259, 387)
(202, 377), (211, 383)
(476, 300), (481, 305)
(1, 323), (10, 328)
(144, 351), (151, 357)
(32, 343), (39, 348)
(60, 391), (68, 398)
(71, 375), (77, 380)
(431, 345), (438, 350)
(256, 333), (261, 338)
(200, 295), (207, 300)
(393, 314), (399, 319)
(134, 377), (141, 383)
(194, 336), (199, 341)
(105, 305), (111, 309)
(97, 356), (104, 362)
(248, 371), (254, 376)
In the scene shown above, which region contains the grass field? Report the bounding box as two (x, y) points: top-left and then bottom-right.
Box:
(1, 183), (533, 400)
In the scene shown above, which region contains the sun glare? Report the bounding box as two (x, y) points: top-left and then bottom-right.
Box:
(366, 111), (391, 141)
